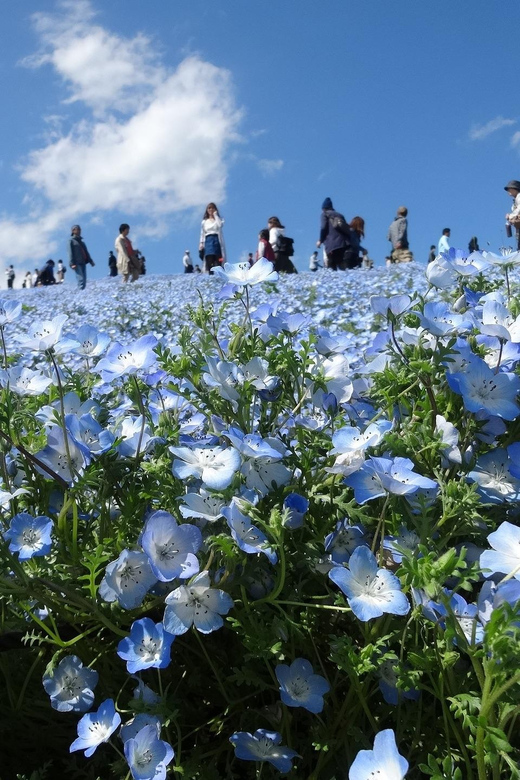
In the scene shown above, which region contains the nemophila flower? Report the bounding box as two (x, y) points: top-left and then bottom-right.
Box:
(370, 294), (412, 319)
(315, 327), (353, 356)
(96, 334), (158, 380)
(229, 729), (299, 773)
(140, 510), (202, 582)
(426, 254), (457, 289)
(478, 579), (520, 625)
(328, 546), (410, 621)
(121, 714), (162, 744)
(114, 415), (156, 458)
(480, 521), (520, 581)
(117, 618), (174, 673)
(203, 356), (243, 403)
(479, 300), (518, 341)
(478, 335), (520, 372)
(435, 415), (462, 465)
(383, 526), (420, 564)
(330, 420), (392, 458)
(178, 489), (226, 523)
(275, 657), (330, 713)
(467, 449), (520, 504)
(170, 443), (240, 490)
(36, 391), (100, 426)
(214, 257), (278, 287)
(99, 549), (157, 610)
(416, 301), (472, 337)
(344, 456), (437, 505)
(4, 512), (53, 559)
(378, 657), (420, 706)
(35, 425), (92, 483)
(433, 592), (484, 646)
(446, 356), (520, 420)
(42, 655), (98, 712)
(241, 450), (291, 496)
(445, 248), (489, 277)
(69, 324), (111, 357)
(124, 724), (174, 780)
(65, 413), (115, 455)
(163, 571), (233, 634)
(316, 353), (353, 403)
(223, 499), (277, 564)
(349, 729), (408, 780)
(241, 356), (279, 392)
(0, 365), (53, 396)
(70, 699), (121, 757)
(18, 313), (69, 352)
(0, 298), (22, 325)
(483, 248), (520, 268)
(132, 678), (160, 705)
(325, 519), (367, 564)
(283, 492), (309, 530)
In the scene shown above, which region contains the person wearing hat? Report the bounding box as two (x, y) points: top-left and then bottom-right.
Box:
(505, 179), (520, 249)
(183, 249), (193, 274)
(387, 207), (412, 263)
(68, 225), (95, 290)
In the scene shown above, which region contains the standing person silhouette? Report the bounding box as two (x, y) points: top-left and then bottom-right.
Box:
(68, 225), (95, 290)
(317, 198), (350, 271)
(199, 203), (226, 274)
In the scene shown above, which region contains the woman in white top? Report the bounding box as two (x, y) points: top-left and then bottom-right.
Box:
(199, 203), (226, 274)
(268, 216), (296, 274)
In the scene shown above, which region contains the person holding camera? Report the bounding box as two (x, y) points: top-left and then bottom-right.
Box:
(505, 179), (520, 250)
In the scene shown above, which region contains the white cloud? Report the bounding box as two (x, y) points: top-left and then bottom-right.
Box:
(0, 0), (242, 266)
(257, 158), (284, 176)
(511, 131), (520, 149)
(468, 116), (516, 141)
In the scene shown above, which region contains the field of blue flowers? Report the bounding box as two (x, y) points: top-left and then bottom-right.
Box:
(1, 252), (520, 780)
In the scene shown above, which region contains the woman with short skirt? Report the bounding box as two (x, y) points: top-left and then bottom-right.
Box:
(199, 203), (226, 274)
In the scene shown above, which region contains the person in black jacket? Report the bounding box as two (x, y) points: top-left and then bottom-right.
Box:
(38, 259), (56, 286)
(68, 225), (95, 290)
(316, 198), (350, 271)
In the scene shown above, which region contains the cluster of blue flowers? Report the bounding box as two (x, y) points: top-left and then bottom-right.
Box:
(2, 250), (520, 777)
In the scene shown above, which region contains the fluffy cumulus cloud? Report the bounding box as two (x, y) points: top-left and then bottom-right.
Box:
(468, 116), (516, 141)
(0, 0), (242, 264)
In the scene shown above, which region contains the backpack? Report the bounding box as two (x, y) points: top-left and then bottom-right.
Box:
(277, 236), (295, 256)
(328, 212), (351, 237)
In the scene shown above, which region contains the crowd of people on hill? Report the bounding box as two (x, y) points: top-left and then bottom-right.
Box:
(6, 180), (520, 289)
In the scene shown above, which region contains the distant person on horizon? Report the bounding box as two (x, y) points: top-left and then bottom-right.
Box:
(32, 269), (39, 286)
(309, 251), (320, 272)
(344, 216), (367, 269)
(248, 252), (254, 266)
(268, 216), (296, 273)
(428, 245), (436, 264)
(38, 259), (56, 286)
(108, 250), (118, 277)
(257, 229), (276, 264)
(56, 259), (66, 283)
(199, 203), (226, 274)
(183, 249), (193, 273)
(468, 236), (479, 253)
(387, 207), (412, 263)
(504, 179), (520, 250)
(317, 197), (351, 271)
(6, 265), (15, 289)
(438, 228), (451, 255)
(115, 224), (140, 283)
(68, 225), (95, 290)
(23, 271), (32, 288)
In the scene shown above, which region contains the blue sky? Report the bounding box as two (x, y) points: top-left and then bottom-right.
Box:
(0, 0), (519, 281)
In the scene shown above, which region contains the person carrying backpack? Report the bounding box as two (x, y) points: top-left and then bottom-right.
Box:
(268, 216), (297, 273)
(316, 198), (351, 271)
